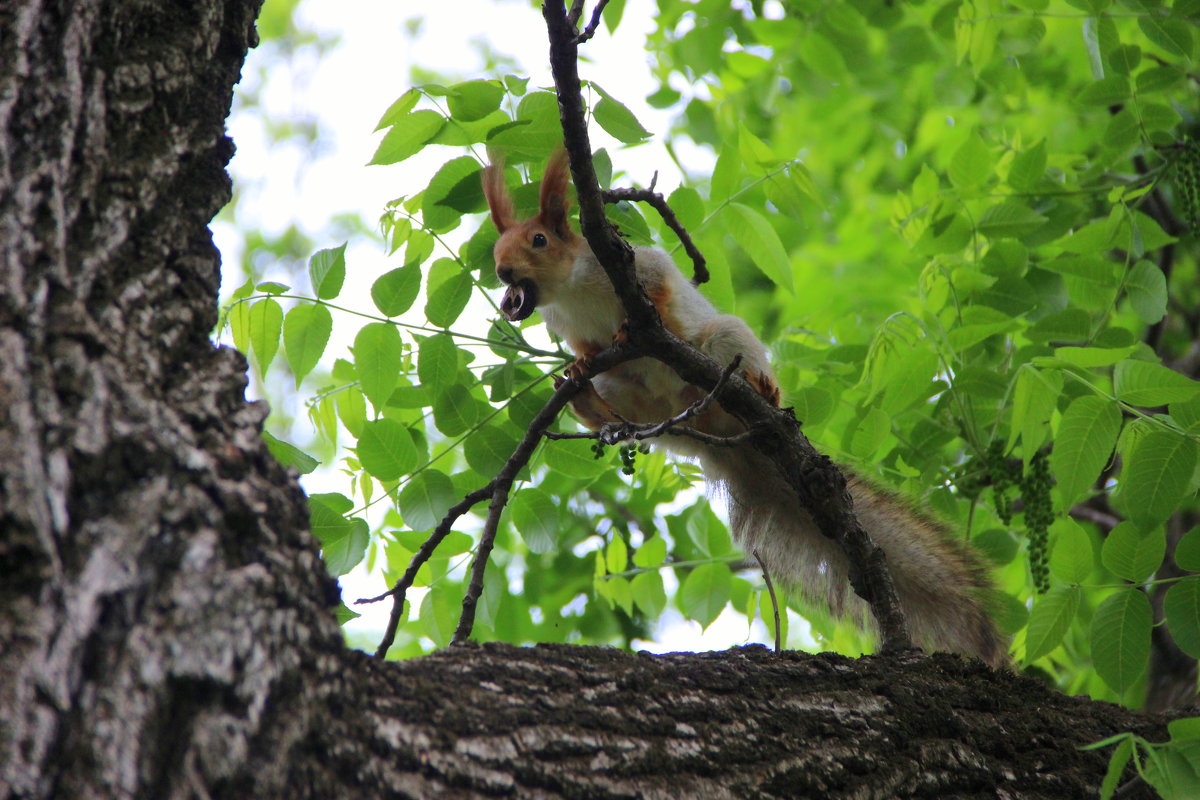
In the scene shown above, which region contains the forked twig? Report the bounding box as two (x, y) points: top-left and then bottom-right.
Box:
(603, 184), (709, 285)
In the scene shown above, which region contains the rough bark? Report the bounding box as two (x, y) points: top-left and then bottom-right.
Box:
(0, 0), (1171, 798)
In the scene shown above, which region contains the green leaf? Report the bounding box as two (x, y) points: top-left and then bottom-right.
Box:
(1049, 517), (1093, 584)
(374, 88), (420, 131)
(357, 418), (418, 481)
(1106, 43), (1141, 76)
(634, 535), (668, 568)
(976, 202), (1047, 238)
(353, 323), (403, 411)
(1176, 527), (1200, 571)
(1026, 309), (1092, 343)
(371, 265), (422, 318)
(1138, 15), (1193, 57)
(1137, 65), (1184, 94)
(792, 387), (834, 428)
(309, 243), (348, 300)
(1009, 366), (1063, 457)
(1076, 76), (1130, 106)
(1100, 738), (1134, 800)
(248, 298), (283, 375)
(543, 437), (609, 480)
(425, 259), (473, 327)
(1121, 430), (1198, 529)
(1168, 717), (1200, 742)
(1050, 395), (1121, 508)
(679, 562), (731, 629)
(398, 469), (456, 531)
(1101, 522), (1165, 583)
(1126, 260), (1168, 324)
(463, 425), (518, 476)
(1007, 139), (1046, 191)
(1114, 359), (1200, 406)
(946, 306), (1020, 351)
(1048, 345), (1136, 368)
(417, 334), (458, 391)
(948, 131), (991, 188)
(283, 303), (332, 386)
(432, 383), (482, 436)
(591, 83), (652, 143)
(849, 406), (890, 460)
(726, 203), (794, 292)
(369, 109), (444, 165)
(1103, 109), (1140, 152)
(1025, 586), (1080, 662)
(229, 298), (251, 355)
(631, 572), (667, 618)
(374, 88), (422, 130)
(422, 157), (484, 233)
(262, 431), (319, 474)
(446, 79), (505, 122)
(335, 387), (367, 438)
(974, 528), (1019, 566)
(1165, 578), (1200, 659)
(509, 487), (559, 554)
(419, 587), (458, 648)
(310, 494), (367, 577)
(487, 92), (561, 158)
(606, 535), (628, 574)
(1090, 588), (1151, 696)
(334, 602), (361, 626)
(255, 281), (290, 295)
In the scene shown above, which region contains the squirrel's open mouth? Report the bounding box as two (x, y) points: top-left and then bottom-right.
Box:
(500, 279), (538, 322)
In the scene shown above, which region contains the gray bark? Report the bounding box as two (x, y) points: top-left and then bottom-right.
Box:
(0, 0), (1169, 798)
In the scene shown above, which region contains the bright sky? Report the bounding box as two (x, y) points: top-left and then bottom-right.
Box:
(215, 0), (787, 654)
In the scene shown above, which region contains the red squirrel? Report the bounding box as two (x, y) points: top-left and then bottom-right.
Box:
(484, 151), (1006, 667)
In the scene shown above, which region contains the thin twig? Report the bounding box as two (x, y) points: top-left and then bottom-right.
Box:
(574, 0), (609, 43)
(753, 550), (782, 653)
(603, 186), (709, 285)
(451, 342), (643, 643)
(363, 485), (493, 658)
(545, 357), (756, 448)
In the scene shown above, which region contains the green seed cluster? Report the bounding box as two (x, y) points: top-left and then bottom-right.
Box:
(1022, 450), (1053, 594)
(985, 440), (1022, 526)
(619, 444), (638, 476)
(1175, 139), (1200, 236)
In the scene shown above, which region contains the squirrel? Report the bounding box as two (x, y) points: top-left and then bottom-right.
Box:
(483, 151), (1008, 668)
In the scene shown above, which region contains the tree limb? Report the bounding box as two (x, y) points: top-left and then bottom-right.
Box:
(542, 0), (912, 653)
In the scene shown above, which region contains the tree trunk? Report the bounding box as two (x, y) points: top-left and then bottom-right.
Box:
(0, 1), (1169, 798)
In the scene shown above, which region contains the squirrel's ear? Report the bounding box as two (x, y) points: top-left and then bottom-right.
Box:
(539, 149), (573, 240)
(482, 156), (514, 233)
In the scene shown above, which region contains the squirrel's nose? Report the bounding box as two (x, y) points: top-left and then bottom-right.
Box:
(497, 265), (514, 285)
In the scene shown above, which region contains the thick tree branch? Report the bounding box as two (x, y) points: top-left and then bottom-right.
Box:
(542, 0), (912, 653)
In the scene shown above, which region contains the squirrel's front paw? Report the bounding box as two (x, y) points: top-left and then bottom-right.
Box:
(566, 356), (593, 382)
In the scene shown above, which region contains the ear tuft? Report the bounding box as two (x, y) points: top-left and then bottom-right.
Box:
(482, 153), (515, 233)
(539, 149), (574, 241)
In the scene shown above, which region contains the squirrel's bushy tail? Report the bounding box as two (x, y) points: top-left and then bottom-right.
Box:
(701, 446), (1008, 668)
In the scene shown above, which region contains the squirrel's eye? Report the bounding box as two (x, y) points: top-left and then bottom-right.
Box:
(532, 233), (547, 248)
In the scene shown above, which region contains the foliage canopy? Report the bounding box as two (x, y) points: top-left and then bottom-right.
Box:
(225, 0), (1200, 739)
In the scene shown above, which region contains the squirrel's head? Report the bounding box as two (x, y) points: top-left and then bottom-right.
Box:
(483, 150), (580, 321)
